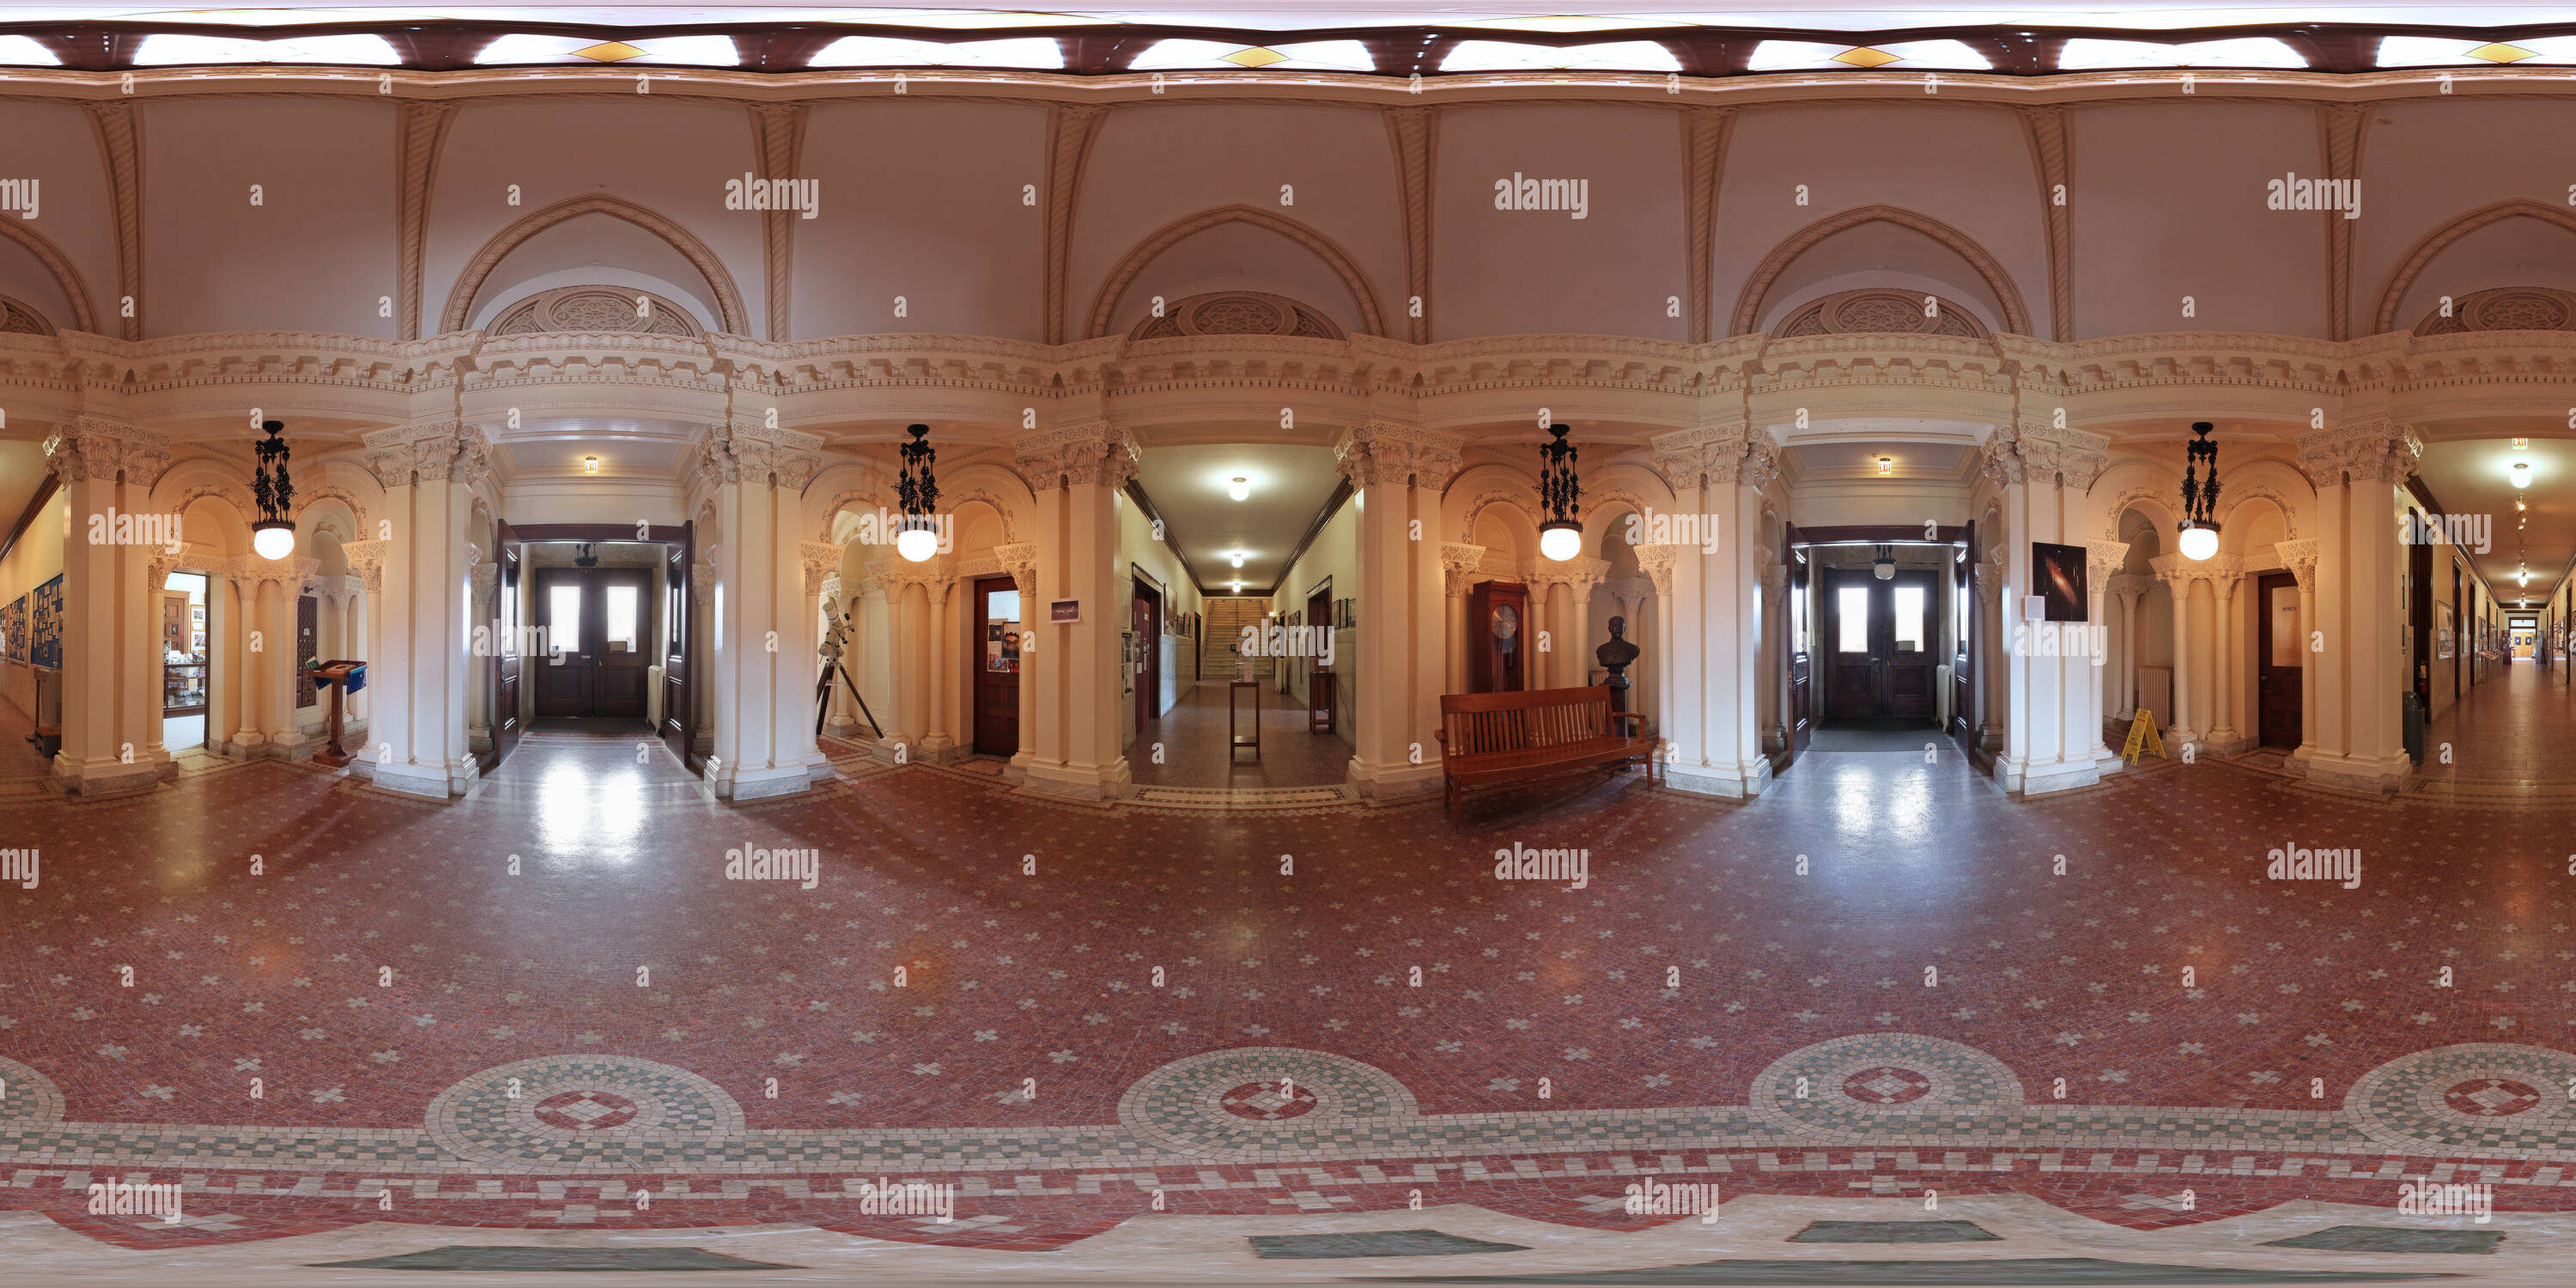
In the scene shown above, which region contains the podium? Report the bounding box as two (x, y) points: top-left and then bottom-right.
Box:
(310, 659), (367, 768)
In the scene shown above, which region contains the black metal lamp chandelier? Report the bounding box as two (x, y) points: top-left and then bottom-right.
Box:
(895, 422), (940, 562)
(1872, 543), (1897, 581)
(250, 418), (296, 561)
(573, 543), (599, 568)
(2178, 420), (2221, 562)
(1537, 422), (1583, 562)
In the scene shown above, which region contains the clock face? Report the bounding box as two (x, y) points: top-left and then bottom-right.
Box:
(1492, 605), (1519, 641)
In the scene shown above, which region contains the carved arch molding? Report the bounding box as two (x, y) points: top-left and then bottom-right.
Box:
(0, 219), (94, 333)
(2413, 284), (2576, 336)
(1732, 203), (2033, 337)
(440, 194), (751, 336)
(1130, 290), (1346, 342)
(492, 284), (702, 337)
(1771, 288), (1990, 340)
(2376, 200), (2576, 335)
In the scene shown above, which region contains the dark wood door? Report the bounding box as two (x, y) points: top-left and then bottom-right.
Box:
(2257, 571), (2303, 750)
(662, 525), (692, 769)
(534, 568), (593, 716)
(1132, 580), (1161, 734)
(2409, 525), (2433, 708)
(973, 576), (1019, 756)
(493, 522), (522, 768)
(1822, 567), (1938, 720)
(1467, 580), (1529, 693)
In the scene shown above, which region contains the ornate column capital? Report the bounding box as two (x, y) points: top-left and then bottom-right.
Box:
(230, 553), (319, 590)
(1632, 544), (1680, 597)
(44, 416), (173, 488)
(1649, 426), (1778, 493)
(800, 540), (843, 598)
(694, 419), (826, 492)
(1439, 541), (1486, 597)
(2107, 572), (2156, 603)
(1333, 421), (1467, 491)
(993, 541), (1041, 597)
(1981, 421), (2109, 492)
(1972, 560), (2002, 594)
(362, 421), (494, 489)
(470, 562), (497, 610)
(1012, 421), (1138, 491)
(2274, 538), (2320, 591)
(2295, 420), (2421, 489)
(2084, 539), (2131, 586)
(341, 538), (387, 594)
(147, 550), (185, 586)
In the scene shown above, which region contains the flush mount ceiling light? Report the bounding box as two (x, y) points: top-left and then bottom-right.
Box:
(1227, 476), (1251, 501)
(1229, 551), (1245, 568)
(2510, 460), (2531, 489)
(1536, 422), (1584, 562)
(250, 419), (297, 561)
(1876, 456), (1894, 476)
(582, 455), (600, 474)
(2177, 420), (2222, 561)
(896, 423), (941, 562)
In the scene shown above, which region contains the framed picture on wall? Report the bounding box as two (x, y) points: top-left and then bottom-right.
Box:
(2031, 543), (2087, 623)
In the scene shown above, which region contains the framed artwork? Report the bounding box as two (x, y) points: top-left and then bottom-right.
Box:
(1049, 598), (1080, 624)
(1, 594), (24, 662)
(30, 574), (63, 668)
(191, 604), (207, 623)
(2031, 543), (2087, 623)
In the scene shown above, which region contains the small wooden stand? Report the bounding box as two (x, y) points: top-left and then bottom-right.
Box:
(1307, 670), (1336, 734)
(1228, 679), (1261, 760)
(309, 659), (366, 767)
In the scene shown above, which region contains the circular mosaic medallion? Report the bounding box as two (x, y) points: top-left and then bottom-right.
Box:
(1841, 1066), (1934, 1105)
(1119, 1048), (1417, 1158)
(2346, 1044), (2576, 1159)
(0, 1056), (66, 1123)
(426, 1055), (744, 1172)
(1749, 1034), (2025, 1141)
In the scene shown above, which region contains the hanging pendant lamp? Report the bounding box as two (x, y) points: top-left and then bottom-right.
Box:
(250, 419), (297, 561)
(1537, 422), (1583, 562)
(896, 423), (941, 562)
(2177, 421), (2221, 561)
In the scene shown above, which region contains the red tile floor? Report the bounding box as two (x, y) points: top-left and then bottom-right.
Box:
(2417, 657), (2576, 787)
(3, 725), (2572, 1261)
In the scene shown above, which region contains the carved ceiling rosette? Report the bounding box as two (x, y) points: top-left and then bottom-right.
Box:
(2414, 285), (2576, 336)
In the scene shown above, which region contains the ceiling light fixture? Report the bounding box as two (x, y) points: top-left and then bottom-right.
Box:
(1536, 422), (1584, 562)
(250, 419), (297, 561)
(1230, 551), (1244, 568)
(2510, 460), (2531, 489)
(1227, 475), (1251, 501)
(1876, 456), (1894, 476)
(1872, 543), (1897, 581)
(582, 455), (600, 474)
(896, 423), (941, 562)
(2177, 420), (2221, 561)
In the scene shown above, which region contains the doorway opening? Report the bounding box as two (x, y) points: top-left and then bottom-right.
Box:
(1784, 528), (1974, 761)
(161, 570), (209, 751)
(1133, 575), (1163, 736)
(2257, 571), (2303, 750)
(495, 526), (694, 774)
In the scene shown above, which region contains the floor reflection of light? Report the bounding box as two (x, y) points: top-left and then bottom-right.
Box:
(532, 756), (646, 866)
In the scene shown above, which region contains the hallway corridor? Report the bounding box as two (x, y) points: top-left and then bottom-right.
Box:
(1127, 681), (1354, 790)
(2416, 659), (2576, 790)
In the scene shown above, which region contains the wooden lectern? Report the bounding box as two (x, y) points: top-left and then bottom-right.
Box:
(310, 659), (366, 767)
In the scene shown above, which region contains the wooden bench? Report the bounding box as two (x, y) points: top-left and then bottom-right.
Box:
(1434, 685), (1656, 821)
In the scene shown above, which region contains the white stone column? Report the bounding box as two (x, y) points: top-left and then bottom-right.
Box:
(1647, 424), (1776, 799)
(1439, 543), (1483, 696)
(144, 551), (183, 760)
(1332, 421), (1459, 799)
(2294, 422), (2416, 792)
(1974, 561), (2003, 752)
(1980, 419), (2112, 794)
(2275, 539), (2320, 763)
(2083, 541), (2129, 772)
(2207, 566), (2243, 750)
(2110, 576), (2149, 720)
(358, 422), (489, 797)
(40, 418), (174, 793)
(695, 417), (827, 799)
(1011, 422), (1137, 799)
(2154, 562), (2200, 748)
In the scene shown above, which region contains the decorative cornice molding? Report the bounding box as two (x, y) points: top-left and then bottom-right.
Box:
(1334, 420), (1465, 490)
(363, 421), (493, 489)
(44, 416), (170, 488)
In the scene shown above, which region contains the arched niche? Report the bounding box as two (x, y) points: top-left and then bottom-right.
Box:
(1734, 204), (2032, 337)
(444, 197), (747, 336)
(2378, 199), (2576, 335)
(1088, 204), (1385, 339)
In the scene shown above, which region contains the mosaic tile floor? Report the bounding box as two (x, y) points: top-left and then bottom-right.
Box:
(1, 726), (2571, 1280)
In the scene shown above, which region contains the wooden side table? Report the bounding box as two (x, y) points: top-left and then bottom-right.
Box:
(1308, 670), (1336, 734)
(1228, 680), (1261, 760)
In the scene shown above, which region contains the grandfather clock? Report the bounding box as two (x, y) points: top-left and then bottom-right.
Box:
(1467, 580), (1530, 693)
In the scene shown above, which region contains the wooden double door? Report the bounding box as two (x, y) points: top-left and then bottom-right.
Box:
(1821, 567), (1938, 720)
(533, 567), (652, 720)
(973, 576), (1019, 756)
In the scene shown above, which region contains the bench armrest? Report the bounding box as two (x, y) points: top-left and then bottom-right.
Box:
(1433, 727), (1449, 747)
(1610, 711), (1643, 736)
